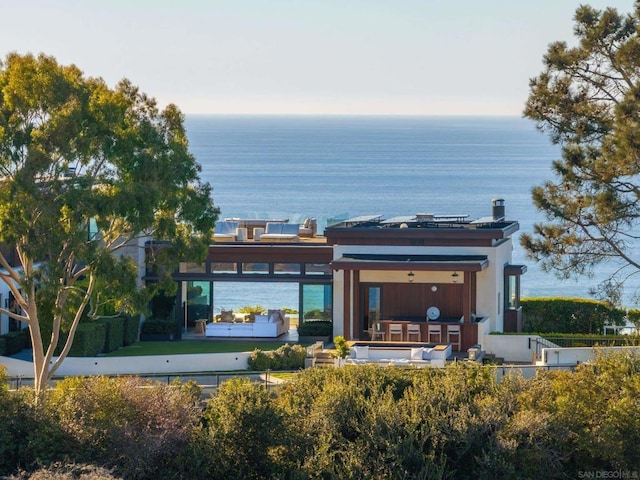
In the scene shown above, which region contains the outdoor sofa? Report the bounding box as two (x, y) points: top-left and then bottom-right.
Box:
(205, 310), (290, 338)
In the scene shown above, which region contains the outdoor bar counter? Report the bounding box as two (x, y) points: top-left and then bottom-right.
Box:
(378, 318), (479, 351)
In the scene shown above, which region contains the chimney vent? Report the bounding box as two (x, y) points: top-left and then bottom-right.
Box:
(492, 198), (505, 220)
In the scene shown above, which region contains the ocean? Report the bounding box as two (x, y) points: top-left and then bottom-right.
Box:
(184, 115), (638, 311)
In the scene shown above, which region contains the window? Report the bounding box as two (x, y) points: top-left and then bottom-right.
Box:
(212, 262), (238, 274)
(180, 262), (206, 273)
(274, 263), (301, 275)
(305, 263), (331, 275)
(242, 262), (269, 274)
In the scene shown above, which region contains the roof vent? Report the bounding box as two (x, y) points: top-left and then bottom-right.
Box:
(492, 198), (505, 221)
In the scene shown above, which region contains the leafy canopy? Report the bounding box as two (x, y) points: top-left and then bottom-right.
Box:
(522, 3), (640, 305)
(0, 52), (218, 394)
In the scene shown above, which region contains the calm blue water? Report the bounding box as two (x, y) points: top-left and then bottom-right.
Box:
(185, 115), (638, 310)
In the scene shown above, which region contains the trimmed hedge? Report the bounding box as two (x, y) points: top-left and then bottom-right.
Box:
(521, 297), (626, 334)
(67, 323), (107, 357)
(141, 318), (177, 334)
(297, 320), (332, 336)
(123, 314), (140, 346)
(0, 330), (28, 356)
(95, 317), (124, 354)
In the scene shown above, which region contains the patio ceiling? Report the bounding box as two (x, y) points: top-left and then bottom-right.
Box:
(330, 254), (489, 272)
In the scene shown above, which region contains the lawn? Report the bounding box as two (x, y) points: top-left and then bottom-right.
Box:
(106, 340), (300, 357)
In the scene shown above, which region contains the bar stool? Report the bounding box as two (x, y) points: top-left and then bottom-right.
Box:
(370, 322), (386, 341)
(389, 323), (404, 342)
(427, 324), (442, 343)
(447, 324), (461, 351)
(406, 324), (421, 342)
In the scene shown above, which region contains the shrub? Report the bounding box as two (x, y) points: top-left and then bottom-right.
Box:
(247, 344), (306, 371)
(67, 323), (107, 357)
(47, 376), (202, 479)
(0, 331), (28, 356)
(94, 318), (124, 354)
(521, 297), (625, 334)
(297, 320), (332, 336)
(141, 318), (176, 335)
(122, 314), (140, 346)
(203, 378), (285, 479)
(303, 308), (331, 320)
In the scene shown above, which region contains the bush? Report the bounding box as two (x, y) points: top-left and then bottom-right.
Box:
(247, 344), (306, 371)
(303, 308), (331, 320)
(297, 320), (332, 336)
(47, 376), (202, 479)
(141, 318), (176, 335)
(94, 318), (124, 354)
(521, 297), (625, 334)
(0, 330), (29, 356)
(122, 314), (140, 346)
(67, 323), (107, 357)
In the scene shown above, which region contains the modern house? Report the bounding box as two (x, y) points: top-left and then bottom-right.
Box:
(160, 198), (525, 352)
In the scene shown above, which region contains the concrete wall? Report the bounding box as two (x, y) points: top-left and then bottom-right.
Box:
(481, 334), (542, 363)
(1, 351), (251, 378)
(539, 346), (640, 366)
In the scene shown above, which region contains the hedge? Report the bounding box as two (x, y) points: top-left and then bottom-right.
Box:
(0, 330), (28, 356)
(67, 323), (107, 357)
(94, 317), (124, 354)
(123, 314), (140, 346)
(141, 318), (177, 334)
(521, 297), (626, 334)
(297, 320), (332, 336)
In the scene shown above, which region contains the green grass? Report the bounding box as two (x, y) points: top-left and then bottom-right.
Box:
(105, 340), (298, 357)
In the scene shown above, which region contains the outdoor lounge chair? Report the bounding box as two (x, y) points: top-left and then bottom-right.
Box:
(213, 221), (239, 242)
(259, 222), (300, 242)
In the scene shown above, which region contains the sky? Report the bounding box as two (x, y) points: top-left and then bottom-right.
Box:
(0, 0), (637, 115)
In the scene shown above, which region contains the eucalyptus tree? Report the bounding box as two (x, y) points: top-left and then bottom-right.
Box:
(0, 52), (218, 396)
(522, 3), (640, 304)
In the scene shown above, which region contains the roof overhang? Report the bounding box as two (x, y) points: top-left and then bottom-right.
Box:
(504, 264), (527, 276)
(330, 254), (489, 272)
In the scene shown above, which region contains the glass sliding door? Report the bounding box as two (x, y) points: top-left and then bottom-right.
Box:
(361, 285), (381, 338)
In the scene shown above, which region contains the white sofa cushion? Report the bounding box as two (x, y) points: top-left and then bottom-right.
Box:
(411, 347), (424, 361)
(351, 345), (369, 360)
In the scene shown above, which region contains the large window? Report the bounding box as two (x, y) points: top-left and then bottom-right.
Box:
(301, 284), (333, 322)
(185, 280), (212, 325)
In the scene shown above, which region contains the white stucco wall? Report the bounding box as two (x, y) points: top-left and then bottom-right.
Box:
(1, 351), (252, 378)
(331, 240), (515, 338)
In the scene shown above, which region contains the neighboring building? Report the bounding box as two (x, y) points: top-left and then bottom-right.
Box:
(160, 199), (525, 350)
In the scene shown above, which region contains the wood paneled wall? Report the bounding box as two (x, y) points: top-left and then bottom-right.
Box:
(380, 283), (464, 318)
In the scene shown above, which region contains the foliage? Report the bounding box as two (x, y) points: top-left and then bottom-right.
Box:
(627, 308), (640, 329)
(236, 304), (266, 314)
(0, 52), (218, 395)
(140, 318), (176, 335)
(247, 343), (307, 371)
(4, 353), (640, 478)
(303, 308), (331, 320)
(122, 314), (140, 346)
(94, 318), (124, 354)
(522, 3), (640, 304)
(203, 378), (285, 479)
(521, 297), (625, 333)
(6, 463), (120, 480)
(333, 335), (350, 359)
(149, 290), (175, 320)
(46, 376), (202, 479)
(66, 323), (106, 357)
(297, 319), (332, 336)
(0, 330), (29, 356)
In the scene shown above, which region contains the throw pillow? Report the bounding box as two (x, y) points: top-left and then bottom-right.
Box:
(352, 345), (369, 360)
(410, 347), (424, 361)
